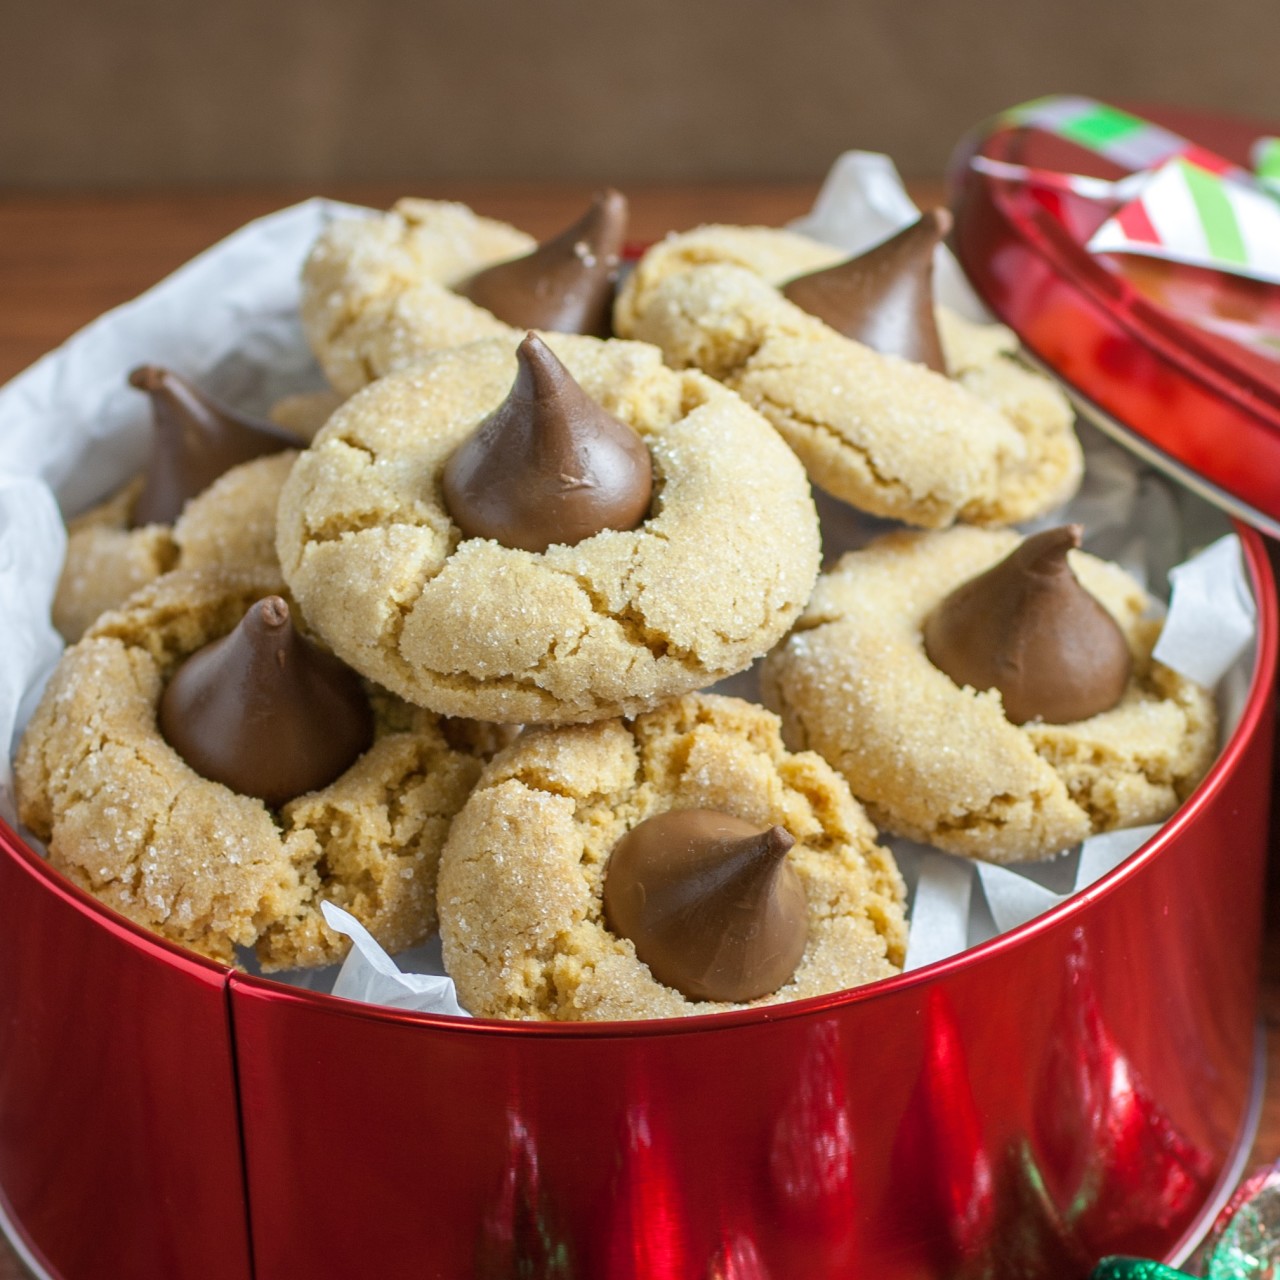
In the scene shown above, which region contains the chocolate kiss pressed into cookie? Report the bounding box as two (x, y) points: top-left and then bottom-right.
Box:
(129, 366), (302, 528)
(455, 189), (628, 337)
(441, 332), (653, 553)
(922, 525), (1133, 725)
(781, 208), (952, 374)
(602, 809), (808, 1003)
(159, 596), (374, 808)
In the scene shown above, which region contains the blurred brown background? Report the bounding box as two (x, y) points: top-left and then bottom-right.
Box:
(2, 0), (1277, 190)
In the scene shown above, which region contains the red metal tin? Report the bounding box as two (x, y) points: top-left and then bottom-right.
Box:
(0, 825), (252, 1279)
(0, 528), (1272, 1279)
(2, 139), (1279, 1273)
(949, 104), (1280, 535)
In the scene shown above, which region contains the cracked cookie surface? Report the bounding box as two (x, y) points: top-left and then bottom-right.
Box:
(437, 693), (906, 1021)
(276, 334), (822, 724)
(760, 528), (1217, 863)
(301, 199), (536, 395)
(53, 451), (298, 643)
(18, 566), (491, 969)
(615, 225), (1082, 529)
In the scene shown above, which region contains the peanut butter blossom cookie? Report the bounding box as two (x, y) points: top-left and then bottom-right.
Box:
(53, 366), (303, 642)
(436, 693), (907, 1020)
(615, 217), (1083, 529)
(760, 526), (1217, 863)
(276, 332), (822, 724)
(301, 192), (627, 395)
(17, 567), (494, 969)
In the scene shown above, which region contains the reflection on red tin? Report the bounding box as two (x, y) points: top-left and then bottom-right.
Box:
(890, 989), (1094, 1278)
(475, 1107), (573, 1279)
(1034, 928), (1212, 1260)
(984, 1139), (1088, 1278)
(705, 1229), (771, 1280)
(768, 1020), (856, 1234)
(890, 987), (996, 1270)
(602, 1100), (691, 1280)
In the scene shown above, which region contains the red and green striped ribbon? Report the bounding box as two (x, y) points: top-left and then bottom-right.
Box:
(978, 96), (1280, 288)
(1181, 160), (1248, 266)
(1001, 96), (1237, 176)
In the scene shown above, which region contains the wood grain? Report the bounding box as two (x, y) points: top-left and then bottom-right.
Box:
(0, 183), (1272, 1280)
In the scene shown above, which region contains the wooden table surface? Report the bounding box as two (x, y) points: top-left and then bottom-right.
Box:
(0, 182), (1276, 1278)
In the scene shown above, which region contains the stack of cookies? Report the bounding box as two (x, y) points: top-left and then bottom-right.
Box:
(15, 189), (1217, 1020)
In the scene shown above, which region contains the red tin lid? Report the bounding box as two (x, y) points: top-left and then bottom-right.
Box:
(948, 102), (1280, 537)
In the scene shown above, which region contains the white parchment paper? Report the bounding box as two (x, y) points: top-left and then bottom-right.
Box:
(322, 903), (468, 1017)
(0, 158), (1258, 1013)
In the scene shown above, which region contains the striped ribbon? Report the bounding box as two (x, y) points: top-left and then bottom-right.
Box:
(975, 96), (1280, 286)
(967, 96), (1280, 363)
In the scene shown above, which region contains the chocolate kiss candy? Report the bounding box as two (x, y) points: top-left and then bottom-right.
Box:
(129, 366), (301, 528)
(781, 208), (952, 373)
(456, 189), (628, 337)
(922, 525), (1133, 725)
(602, 809), (808, 1003)
(159, 596), (374, 808)
(441, 332), (652, 552)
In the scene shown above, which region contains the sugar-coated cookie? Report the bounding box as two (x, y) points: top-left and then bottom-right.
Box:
(53, 451), (297, 643)
(276, 334), (822, 724)
(437, 694), (907, 1021)
(615, 225), (842, 336)
(301, 199), (538, 395)
(615, 225), (1082, 529)
(302, 192), (630, 397)
(760, 527), (1217, 863)
(18, 567), (494, 969)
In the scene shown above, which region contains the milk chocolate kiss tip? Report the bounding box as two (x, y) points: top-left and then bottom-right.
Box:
(602, 809), (807, 1004)
(781, 207), (952, 373)
(158, 596), (373, 808)
(922, 525), (1133, 726)
(920, 205), (953, 238)
(128, 365), (170, 394)
(441, 332), (652, 553)
(456, 189), (628, 337)
(128, 365), (302, 529)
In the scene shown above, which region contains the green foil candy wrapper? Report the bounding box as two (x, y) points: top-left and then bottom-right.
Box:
(1091, 1160), (1280, 1280)
(1092, 1261), (1193, 1280)
(1198, 1164), (1280, 1279)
